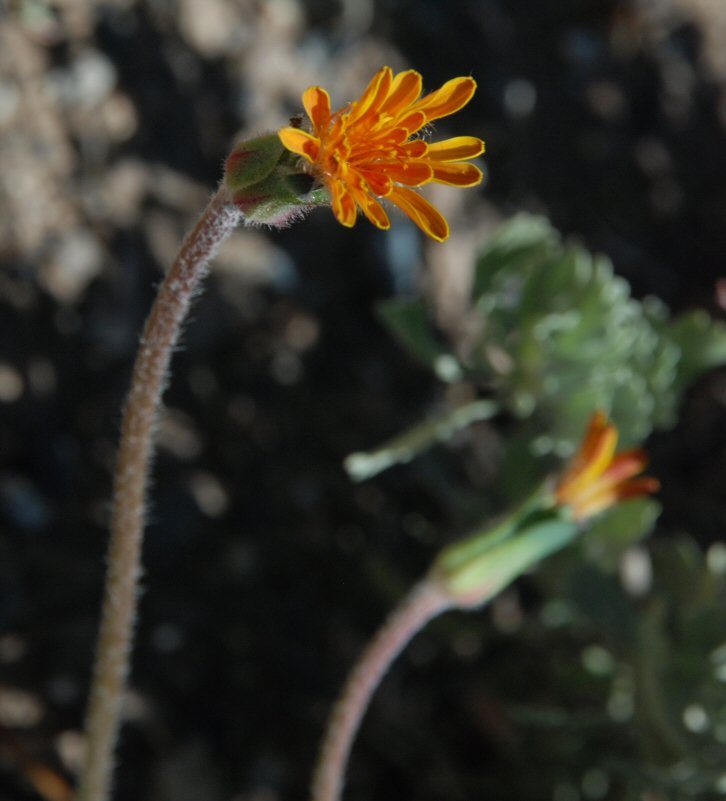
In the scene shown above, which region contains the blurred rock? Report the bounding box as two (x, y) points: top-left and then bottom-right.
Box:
(39, 229), (104, 302)
(179, 0), (240, 57)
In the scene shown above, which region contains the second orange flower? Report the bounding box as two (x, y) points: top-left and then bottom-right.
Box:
(555, 410), (660, 521)
(278, 66), (485, 242)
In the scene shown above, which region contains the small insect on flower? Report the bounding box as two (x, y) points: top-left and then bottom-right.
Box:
(555, 410), (660, 521)
(278, 66), (485, 242)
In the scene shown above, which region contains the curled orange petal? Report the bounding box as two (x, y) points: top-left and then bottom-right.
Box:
(389, 187), (450, 242)
(378, 161), (434, 186)
(410, 76), (477, 122)
(278, 128), (320, 162)
(331, 180), (357, 227)
(428, 136), (486, 162)
(348, 66), (393, 124)
(394, 110), (428, 135)
(358, 192), (391, 230)
(356, 168), (393, 197)
(600, 449), (650, 485)
(432, 162), (483, 187)
(401, 139), (429, 158)
(613, 476), (661, 502)
(381, 70), (423, 114)
(302, 86), (332, 132)
(559, 422), (618, 499)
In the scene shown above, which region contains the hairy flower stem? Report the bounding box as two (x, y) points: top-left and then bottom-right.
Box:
(76, 187), (242, 801)
(312, 579), (454, 801)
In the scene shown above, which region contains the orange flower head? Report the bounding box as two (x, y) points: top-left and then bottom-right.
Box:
(555, 410), (660, 521)
(278, 66), (485, 242)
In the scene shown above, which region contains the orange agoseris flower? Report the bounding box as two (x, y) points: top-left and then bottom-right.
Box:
(555, 410), (660, 521)
(278, 66), (485, 242)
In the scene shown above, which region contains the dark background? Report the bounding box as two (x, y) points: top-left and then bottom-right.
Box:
(2, 1), (726, 799)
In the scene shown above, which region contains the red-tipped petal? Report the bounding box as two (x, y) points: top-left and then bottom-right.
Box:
(600, 448), (650, 485)
(614, 476), (661, 501)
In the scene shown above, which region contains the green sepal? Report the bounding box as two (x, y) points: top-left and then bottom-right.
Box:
(224, 134), (286, 191)
(232, 169), (329, 226)
(432, 493), (579, 608)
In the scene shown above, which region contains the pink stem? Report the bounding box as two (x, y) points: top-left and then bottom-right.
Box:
(312, 579), (454, 801)
(76, 187), (242, 801)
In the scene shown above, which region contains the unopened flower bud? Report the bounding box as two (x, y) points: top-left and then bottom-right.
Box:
(225, 133), (287, 190)
(224, 133), (329, 226)
(431, 502), (578, 609)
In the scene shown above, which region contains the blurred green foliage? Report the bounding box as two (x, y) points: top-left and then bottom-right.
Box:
(378, 214), (726, 451)
(504, 538), (726, 801)
(362, 215), (726, 799)
(361, 214), (726, 516)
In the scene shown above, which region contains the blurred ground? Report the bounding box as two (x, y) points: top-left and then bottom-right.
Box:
(1, 1), (726, 800)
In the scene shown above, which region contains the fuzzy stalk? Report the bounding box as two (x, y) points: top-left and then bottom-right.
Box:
(76, 187), (242, 801)
(311, 579), (454, 801)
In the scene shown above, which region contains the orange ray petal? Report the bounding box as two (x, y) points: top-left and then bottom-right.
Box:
(600, 449), (650, 485)
(355, 190), (391, 230)
(558, 419), (618, 499)
(278, 128), (320, 162)
(389, 187), (450, 242)
(394, 110), (428, 135)
(560, 410), (610, 485)
(570, 452), (649, 510)
(302, 86), (332, 131)
(348, 66), (393, 124)
(331, 180), (357, 227)
(410, 76), (477, 122)
(347, 130), (410, 162)
(402, 140), (429, 158)
(356, 167), (393, 197)
(432, 161), (483, 187)
(573, 476), (659, 519)
(381, 69), (423, 114)
(571, 486), (619, 519)
(428, 136), (485, 161)
(358, 126), (410, 147)
(614, 476), (661, 501)
(378, 161), (434, 186)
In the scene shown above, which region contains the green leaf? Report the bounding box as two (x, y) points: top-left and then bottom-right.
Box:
(376, 297), (462, 381)
(344, 399), (498, 482)
(667, 310), (726, 394)
(473, 214), (560, 298)
(582, 498), (662, 568)
(375, 213), (726, 500)
(467, 214), (726, 453)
